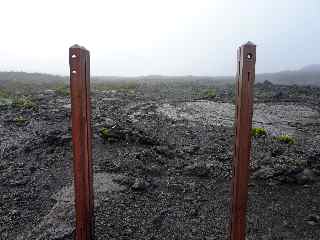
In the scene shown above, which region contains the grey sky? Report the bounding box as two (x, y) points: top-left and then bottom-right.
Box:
(0, 0), (319, 76)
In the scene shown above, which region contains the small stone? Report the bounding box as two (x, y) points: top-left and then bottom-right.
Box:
(271, 147), (285, 157)
(60, 134), (72, 143)
(295, 168), (316, 185)
(305, 214), (320, 226)
(151, 177), (161, 188)
(104, 118), (115, 127)
(115, 175), (135, 186)
(184, 162), (211, 177)
(252, 166), (277, 180)
(151, 208), (172, 228)
(131, 178), (149, 191)
(154, 146), (175, 158)
(62, 104), (71, 109)
(146, 164), (162, 176)
(44, 89), (55, 94)
(182, 145), (200, 154)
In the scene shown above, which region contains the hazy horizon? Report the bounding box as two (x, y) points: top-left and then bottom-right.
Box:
(1, 1), (319, 76)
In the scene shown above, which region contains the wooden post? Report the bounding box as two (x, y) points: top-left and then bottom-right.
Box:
(230, 42), (256, 240)
(69, 44), (94, 240)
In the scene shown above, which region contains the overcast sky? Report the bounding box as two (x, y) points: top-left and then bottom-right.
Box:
(0, 0), (319, 76)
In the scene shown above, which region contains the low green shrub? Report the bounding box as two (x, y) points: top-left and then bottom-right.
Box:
(0, 90), (10, 98)
(275, 135), (295, 145)
(12, 96), (36, 109)
(93, 81), (138, 92)
(251, 127), (267, 137)
(0, 90), (13, 106)
(14, 116), (28, 126)
(0, 98), (12, 106)
(99, 127), (110, 139)
(54, 85), (70, 96)
(203, 88), (216, 98)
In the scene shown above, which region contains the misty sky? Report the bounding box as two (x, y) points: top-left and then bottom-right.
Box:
(0, 1), (319, 76)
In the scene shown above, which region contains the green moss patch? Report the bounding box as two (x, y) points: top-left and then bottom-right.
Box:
(14, 116), (28, 126)
(202, 88), (216, 99)
(99, 127), (110, 140)
(252, 127), (267, 137)
(54, 84), (70, 96)
(275, 135), (295, 145)
(12, 96), (36, 109)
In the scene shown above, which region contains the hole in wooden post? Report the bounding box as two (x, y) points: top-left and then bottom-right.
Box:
(247, 53), (253, 60)
(72, 54), (77, 58)
(72, 70), (77, 74)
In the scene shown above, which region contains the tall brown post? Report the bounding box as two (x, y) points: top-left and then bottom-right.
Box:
(69, 44), (94, 240)
(230, 42), (256, 240)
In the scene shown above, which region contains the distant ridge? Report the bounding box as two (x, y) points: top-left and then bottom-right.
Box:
(1, 65), (320, 86)
(256, 67), (320, 86)
(299, 64), (320, 73)
(0, 71), (67, 83)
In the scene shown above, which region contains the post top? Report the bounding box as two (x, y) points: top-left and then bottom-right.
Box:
(242, 41), (256, 47)
(70, 44), (87, 50)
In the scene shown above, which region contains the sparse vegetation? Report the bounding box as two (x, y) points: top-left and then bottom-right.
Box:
(14, 116), (28, 126)
(275, 135), (295, 145)
(93, 81), (138, 92)
(0, 74), (320, 240)
(99, 127), (110, 140)
(0, 98), (12, 106)
(0, 89), (10, 98)
(252, 127), (267, 137)
(0, 90), (12, 106)
(12, 96), (36, 109)
(202, 88), (216, 99)
(1, 71), (320, 239)
(54, 84), (70, 96)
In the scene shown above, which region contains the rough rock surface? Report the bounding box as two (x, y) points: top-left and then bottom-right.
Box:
(1, 81), (320, 239)
(157, 101), (320, 136)
(16, 173), (125, 240)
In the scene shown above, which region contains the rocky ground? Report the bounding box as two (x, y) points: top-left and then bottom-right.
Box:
(0, 80), (320, 239)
